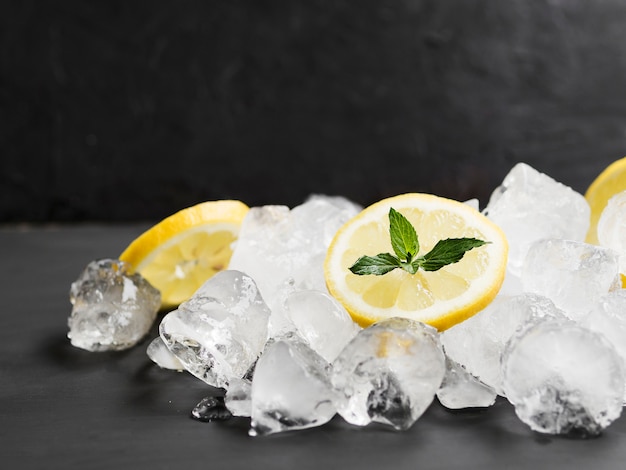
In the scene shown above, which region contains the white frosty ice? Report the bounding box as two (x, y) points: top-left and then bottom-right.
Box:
(521, 238), (621, 320)
(497, 270), (524, 297)
(249, 339), (336, 436)
(483, 162), (590, 277)
(580, 289), (626, 400)
(228, 195), (361, 337)
(597, 190), (626, 274)
(331, 318), (445, 431)
(285, 289), (361, 363)
(436, 356), (497, 410)
(159, 270), (270, 388)
(68, 259), (161, 352)
(441, 293), (566, 394)
(502, 319), (624, 437)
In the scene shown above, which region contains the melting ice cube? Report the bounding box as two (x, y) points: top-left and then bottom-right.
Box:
(580, 289), (626, 400)
(159, 270), (270, 388)
(146, 336), (184, 371)
(436, 356), (497, 410)
(285, 289), (361, 363)
(441, 293), (566, 394)
(502, 319), (624, 437)
(224, 377), (252, 417)
(521, 238), (621, 320)
(597, 191), (626, 274)
(483, 163), (590, 276)
(331, 318), (445, 431)
(228, 195), (361, 337)
(68, 259), (161, 351)
(249, 339), (336, 436)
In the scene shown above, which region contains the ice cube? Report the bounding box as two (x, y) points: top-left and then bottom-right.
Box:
(224, 377), (252, 417)
(497, 270), (523, 297)
(436, 356), (497, 410)
(464, 198), (480, 211)
(249, 339), (336, 436)
(285, 290), (361, 362)
(597, 191), (626, 274)
(580, 289), (626, 399)
(228, 195), (360, 337)
(146, 336), (184, 371)
(483, 163), (590, 276)
(502, 319), (624, 437)
(228, 205), (292, 310)
(159, 270), (270, 388)
(291, 194), (362, 252)
(521, 238), (620, 321)
(331, 318), (445, 431)
(441, 293), (566, 393)
(68, 259), (161, 351)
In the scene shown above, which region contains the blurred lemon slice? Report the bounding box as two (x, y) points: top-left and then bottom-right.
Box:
(324, 193), (508, 331)
(119, 200), (249, 309)
(585, 156), (626, 245)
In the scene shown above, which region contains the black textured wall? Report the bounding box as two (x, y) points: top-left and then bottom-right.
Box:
(3, 0), (626, 222)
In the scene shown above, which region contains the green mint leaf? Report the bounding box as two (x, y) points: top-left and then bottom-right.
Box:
(389, 208), (419, 262)
(415, 238), (488, 272)
(349, 253), (402, 276)
(400, 261), (418, 275)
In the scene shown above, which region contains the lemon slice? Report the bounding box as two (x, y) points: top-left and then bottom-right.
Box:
(585, 156), (626, 245)
(324, 194), (508, 331)
(119, 200), (249, 308)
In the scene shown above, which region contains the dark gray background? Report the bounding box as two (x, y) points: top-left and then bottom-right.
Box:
(4, 3), (626, 466)
(3, 0), (626, 222)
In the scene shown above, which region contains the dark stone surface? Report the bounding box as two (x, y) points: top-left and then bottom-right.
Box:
(2, 1), (626, 222)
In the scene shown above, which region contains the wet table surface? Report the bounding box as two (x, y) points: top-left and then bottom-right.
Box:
(2, 224), (626, 470)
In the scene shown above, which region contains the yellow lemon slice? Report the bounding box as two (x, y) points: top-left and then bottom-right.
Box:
(324, 194), (508, 331)
(585, 156), (626, 245)
(119, 200), (249, 309)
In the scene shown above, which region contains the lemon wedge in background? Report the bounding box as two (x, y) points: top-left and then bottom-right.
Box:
(119, 200), (249, 309)
(324, 193), (508, 331)
(585, 156), (626, 245)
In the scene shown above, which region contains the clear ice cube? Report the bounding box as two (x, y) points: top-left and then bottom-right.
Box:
(68, 259), (161, 351)
(483, 163), (590, 276)
(436, 356), (497, 410)
(224, 377), (252, 417)
(146, 336), (184, 371)
(228, 195), (361, 337)
(521, 238), (620, 321)
(441, 293), (566, 394)
(597, 191), (626, 274)
(159, 270), (270, 388)
(285, 289), (361, 363)
(580, 289), (626, 400)
(249, 339), (336, 436)
(228, 204), (292, 308)
(502, 319), (624, 437)
(331, 318), (445, 431)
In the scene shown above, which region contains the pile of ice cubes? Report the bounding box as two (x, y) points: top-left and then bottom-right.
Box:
(68, 165), (626, 438)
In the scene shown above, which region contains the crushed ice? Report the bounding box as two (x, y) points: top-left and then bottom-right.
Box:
(69, 175), (626, 438)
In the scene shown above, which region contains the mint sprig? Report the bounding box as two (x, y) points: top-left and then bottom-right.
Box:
(349, 207), (488, 276)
